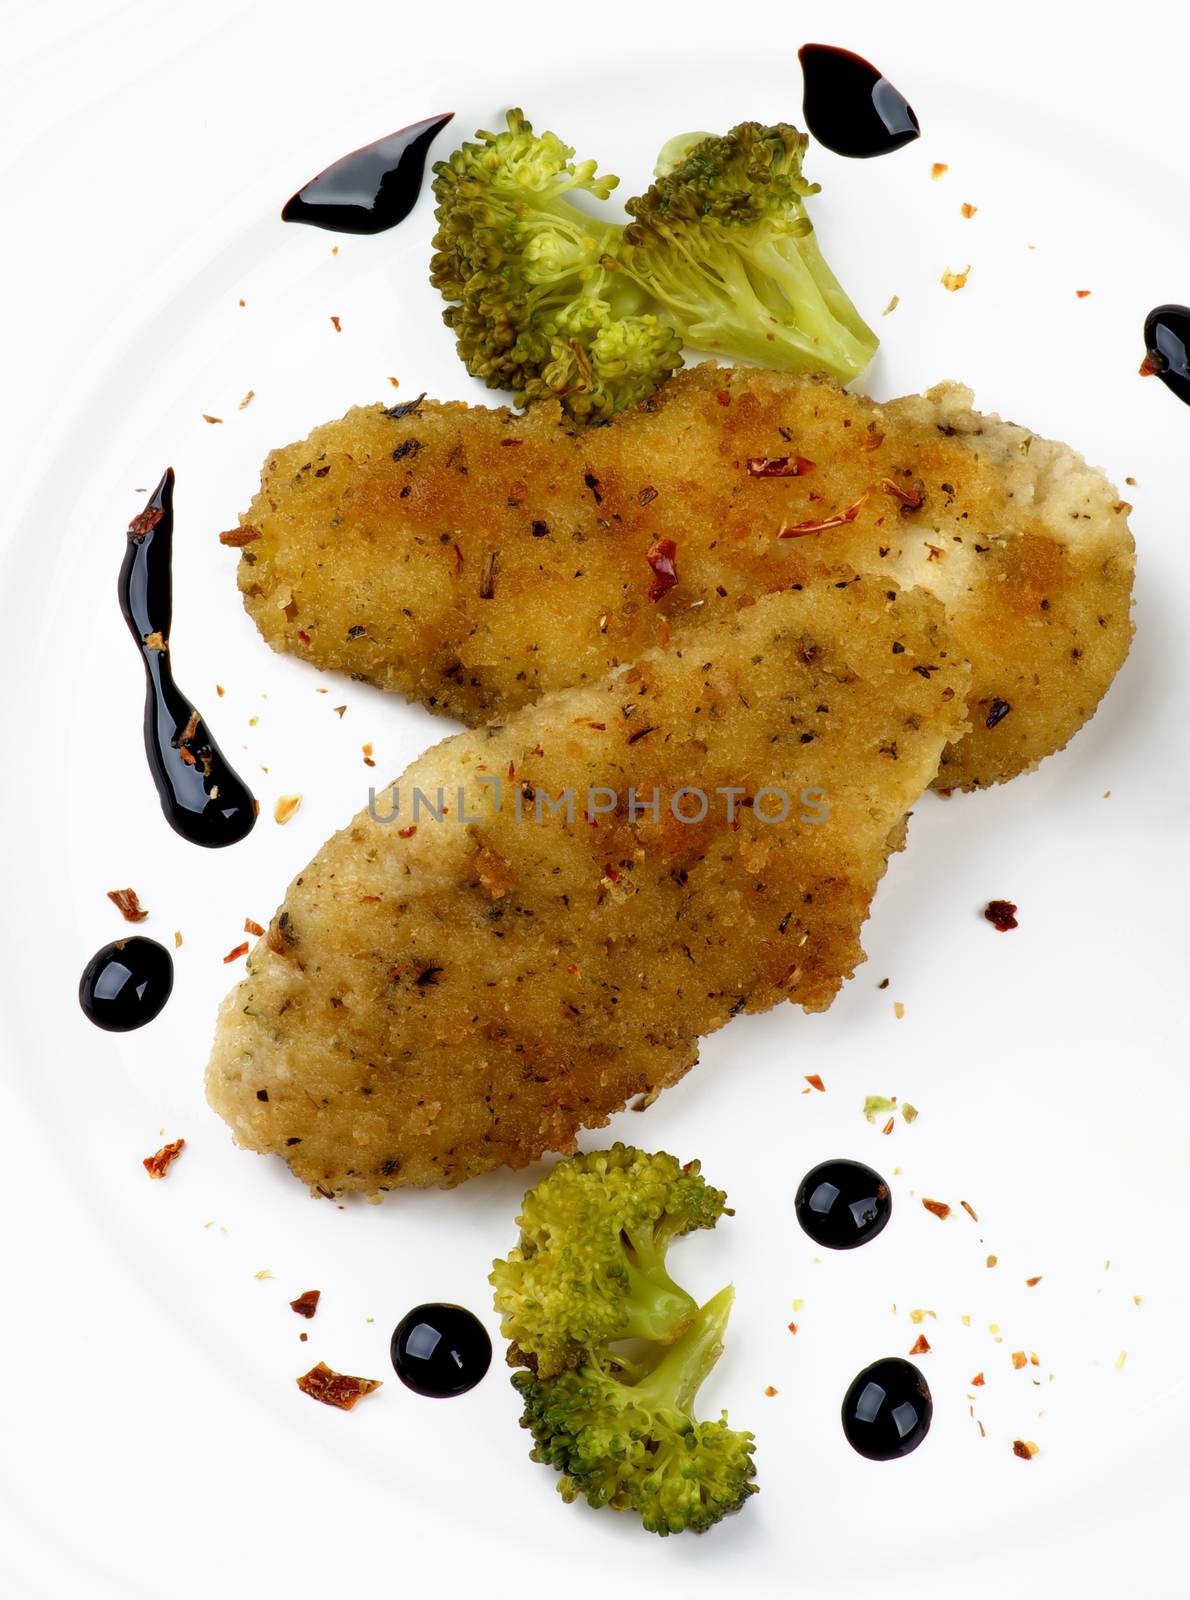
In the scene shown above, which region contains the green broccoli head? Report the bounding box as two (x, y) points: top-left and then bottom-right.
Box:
(514, 1285), (757, 1536)
(619, 121), (878, 383)
(490, 1144), (728, 1378)
(430, 110), (682, 421)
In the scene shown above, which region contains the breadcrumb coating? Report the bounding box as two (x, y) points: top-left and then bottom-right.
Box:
(206, 578), (968, 1194)
(232, 364), (1132, 791)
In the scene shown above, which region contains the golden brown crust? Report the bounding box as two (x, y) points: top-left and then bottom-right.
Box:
(206, 578), (969, 1195)
(232, 365), (1133, 791)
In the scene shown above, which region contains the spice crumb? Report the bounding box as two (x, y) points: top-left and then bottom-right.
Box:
(174, 930), (183, 948)
(893, 1001), (905, 1019)
(804, 1073), (825, 1092)
(1012, 1439), (1039, 1460)
(239, 390), (255, 410)
(274, 794), (302, 825)
(202, 414), (223, 425)
(387, 377), (400, 388)
(960, 1199), (979, 1222)
(1012, 1351), (1028, 1370)
(922, 1198), (951, 1221)
(882, 294), (899, 316)
(986, 1254), (998, 1268)
(296, 1362), (382, 1411)
(255, 1269), (273, 1281)
(878, 977), (889, 989)
(1115, 1350), (1128, 1372)
(290, 1289), (321, 1319)
(330, 315), (342, 332)
(941, 265), (970, 292)
(244, 918), (265, 938)
(931, 162), (949, 180)
(763, 1385), (779, 1397)
(983, 899), (1018, 931)
(143, 1138), (185, 1178)
(1025, 1275), (1043, 1287)
(107, 887), (148, 923)
(961, 202), (977, 218)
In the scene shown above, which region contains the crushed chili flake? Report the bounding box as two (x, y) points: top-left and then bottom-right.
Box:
(922, 1198), (951, 1221)
(239, 389), (255, 410)
(1012, 1439), (1038, 1460)
(909, 1334), (931, 1355)
(715, 389), (731, 405)
(1011, 1351), (1028, 1369)
(859, 431), (885, 452)
(143, 1138), (185, 1179)
(804, 1074), (825, 1092)
(218, 525), (261, 547)
(387, 376), (400, 388)
(290, 1289), (321, 1319)
(960, 1199), (979, 1223)
(274, 794), (302, 825)
(961, 202), (977, 218)
(330, 315), (342, 332)
(107, 887), (148, 923)
(931, 162), (949, 180)
(244, 918), (265, 937)
(788, 1322), (798, 1334)
(128, 505), (164, 541)
(881, 476), (926, 510)
(745, 455), (815, 477)
(763, 1385), (779, 1397)
(659, 618), (670, 647)
(882, 1117), (895, 1135)
(223, 941), (249, 964)
(983, 898), (1018, 932)
(178, 747), (197, 766)
(202, 414), (223, 425)
(296, 1361), (381, 1411)
(333, 705), (346, 718)
(1025, 1275), (1043, 1287)
(941, 265), (970, 292)
(1076, 289), (1092, 299)
(145, 631), (166, 652)
(972, 1372), (985, 1386)
(645, 537), (678, 602)
(362, 742), (376, 768)
(397, 825), (417, 839)
(778, 496), (867, 538)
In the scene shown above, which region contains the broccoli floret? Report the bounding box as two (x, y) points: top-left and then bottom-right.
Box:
(490, 1144), (728, 1378)
(514, 1284), (756, 1536)
(430, 110), (682, 421)
(431, 112), (877, 419)
(617, 122), (878, 384)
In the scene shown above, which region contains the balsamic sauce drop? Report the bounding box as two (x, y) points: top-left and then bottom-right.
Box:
(795, 1158), (892, 1249)
(282, 114), (455, 235)
(799, 44), (919, 158)
(842, 1358), (932, 1460)
(79, 937), (174, 1032)
(119, 471), (256, 848)
(1142, 305), (1190, 407)
(390, 1303), (492, 1397)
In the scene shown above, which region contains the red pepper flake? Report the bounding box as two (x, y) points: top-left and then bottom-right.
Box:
(745, 455), (815, 477)
(223, 941), (250, 964)
(362, 742), (376, 768)
(804, 1074), (825, 1092)
(297, 629), (311, 645)
(960, 1199), (979, 1223)
(882, 1116), (895, 1136)
(983, 899), (1018, 932)
(788, 1322), (798, 1334)
(763, 1385), (779, 1397)
(1011, 1350), (1028, 1369)
(645, 537), (678, 602)
(922, 1198), (951, 1221)
(128, 506), (164, 542)
(881, 476), (926, 510)
(1025, 1275), (1043, 1287)
(659, 618), (670, 647)
(603, 863), (621, 884)
(909, 1334), (931, 1355)
(178, 747), (197, 766)
(1140, 352), (1165, 377)
(715, 389), (731, 405)
(244, 918), (265, 937)
(778, 496), (867, 538)
(202, 414), (223, 425)
(397, 825), (417, 839)
(218, 525), (261, 547)
(289, 1289), (321, 1319)
(216, 684), (225, 697)
(859, 431), (885, 452)
(1012, 1439), (1039, 1460)
(931, 162), (949, 180)
(107, 887), (148, 923)
(961, 202), (978, 219)
(330, 315), (342, 332)
(971, 1372), (985, 1386)
(1075, 289), (1092, 299)
(143, 1138), (185, 1179)
(296, 1361), (382, 1411)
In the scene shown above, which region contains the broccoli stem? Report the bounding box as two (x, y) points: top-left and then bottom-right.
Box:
(629, 1285), (735, 1415)
(620, 1225), (700, 1343)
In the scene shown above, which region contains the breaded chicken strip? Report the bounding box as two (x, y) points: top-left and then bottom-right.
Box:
(206, 577), (968, 1195)
(229, 366), (1132, 791)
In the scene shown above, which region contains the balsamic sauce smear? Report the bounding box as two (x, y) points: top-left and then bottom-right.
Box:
(391, 1303), (492, 1397)
(795, 1158), (892, 1250)
(1142, 306), (1190, 407)
(79, 937), (174, 1032)
(282, 114), (455, 235)
(799, 44), (919, 158)
(119, 471), (256, 847)
(842, 1357), (933, 1460)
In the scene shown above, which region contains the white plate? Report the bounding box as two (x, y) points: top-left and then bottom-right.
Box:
(3, 3), (1189, 1595)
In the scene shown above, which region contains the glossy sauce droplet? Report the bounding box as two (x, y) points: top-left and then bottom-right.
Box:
(79, 937), (173, 1031)
(1142, 305), (1190, 406)
(842, 1357), (932, 1460)
(119, 472), (256, 847)
(795, 1158), (891, 1249)
(390, 1303), (492, 1397)
(282, 114), (454, 235)
(799, 44), (919, 158)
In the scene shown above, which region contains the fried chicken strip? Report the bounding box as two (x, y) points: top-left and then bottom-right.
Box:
(230, 365), (1133, 791)
(206, 577), (969, 1195)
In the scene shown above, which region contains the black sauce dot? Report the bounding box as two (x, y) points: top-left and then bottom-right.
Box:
(795, 1158), (891, 1249)
(79, 938), (173, 1032)
(1142, 305), (1190, 407)
(799, 44), (920, 159)
(390, 1303), (491, 1397)
(282, 114), (454, 235)
(842, 1357), (932, 1460)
